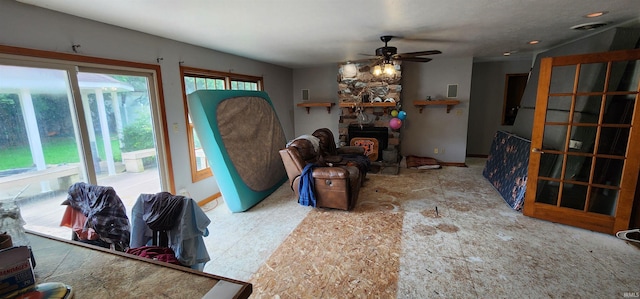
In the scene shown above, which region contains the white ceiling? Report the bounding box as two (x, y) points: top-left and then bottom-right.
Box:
(17, 0), (640, 68)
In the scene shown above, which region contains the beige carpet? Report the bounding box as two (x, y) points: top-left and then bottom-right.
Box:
(250, 172), (428, 298)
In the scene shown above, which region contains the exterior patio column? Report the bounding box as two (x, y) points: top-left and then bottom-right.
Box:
(19, 88), (50, 192)
(94, 88), (115, 176)
(110, 91), (124, 148)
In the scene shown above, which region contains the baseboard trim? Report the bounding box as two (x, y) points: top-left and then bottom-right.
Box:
(198, 192), (221, 207)
(466, 154), (489, 158)
(439, 162), (468, 167)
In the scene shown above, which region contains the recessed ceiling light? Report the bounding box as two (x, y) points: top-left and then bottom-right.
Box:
(528, 40), (540, 45)
(585, 11), (608, 18)
(503, 52), (511, 56)
(571, 22), (608, 30)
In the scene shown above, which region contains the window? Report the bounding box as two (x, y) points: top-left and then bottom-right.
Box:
(180, 66), (263, 182)
(0, 46), (168, 240)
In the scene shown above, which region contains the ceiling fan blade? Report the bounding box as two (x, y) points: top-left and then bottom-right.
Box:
(348, 57), (381, 64)
(395, 57), (433, 63)
(394, 50), (442, 58)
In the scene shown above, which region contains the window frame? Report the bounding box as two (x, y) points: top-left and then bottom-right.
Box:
(180, 66), (263, 182)
(0, 45), (174, 192)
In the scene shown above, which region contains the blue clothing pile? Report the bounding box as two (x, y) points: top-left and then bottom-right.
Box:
(298, 163), (317, 207)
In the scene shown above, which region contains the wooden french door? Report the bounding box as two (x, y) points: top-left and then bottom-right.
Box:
(523, 49), (640, 234)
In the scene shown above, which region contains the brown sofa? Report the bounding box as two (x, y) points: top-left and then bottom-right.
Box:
(279, 130), (366, 210)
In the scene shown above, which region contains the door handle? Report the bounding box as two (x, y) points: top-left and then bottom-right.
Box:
(531, 148), (545, 154)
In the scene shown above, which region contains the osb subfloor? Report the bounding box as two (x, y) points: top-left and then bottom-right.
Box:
(202, 158), (640, 298)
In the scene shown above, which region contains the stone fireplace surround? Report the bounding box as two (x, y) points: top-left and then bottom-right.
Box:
(338, 61), (401, 172)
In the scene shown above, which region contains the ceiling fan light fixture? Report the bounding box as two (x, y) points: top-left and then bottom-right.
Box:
(372, 65), (383, 76)
(383, 63), (396, 76)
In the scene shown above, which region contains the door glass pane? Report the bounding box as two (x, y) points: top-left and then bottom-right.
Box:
(564, 155), (592, 183)
(0, 64), (86, 238)
(577, 63), (607, 92)
(592, 157), (624, 187)
(78, 72), (161, 209)
(546, 96), (572, 122)
(588, 187), (618, 215)
(573, 96), (601, 124)
(608, 60), (640, 92)
(559, 183), (587, 210)
(538, 153), (563, 179)
(535, 179), (559, 205)
(543, 125), (568, 151)
(603, 95), (635, 125)
(597, 127), (629, 156)
(549, 65), (576, 94)
(568, 125), (596, 154)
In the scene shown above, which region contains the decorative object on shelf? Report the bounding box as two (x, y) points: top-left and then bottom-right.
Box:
(341, 62), (358, 79)
(397, 110), (407, 120)
(389, 118), (402, 130)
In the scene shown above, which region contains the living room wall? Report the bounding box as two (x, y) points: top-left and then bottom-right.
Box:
(292, 57), (473, 163)
(0, 0), (294, 202)
(467, 59), (533, 156)
(292, 65), (339, 137)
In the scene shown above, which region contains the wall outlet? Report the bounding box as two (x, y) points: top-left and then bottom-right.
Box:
(434, 148), (439, 154)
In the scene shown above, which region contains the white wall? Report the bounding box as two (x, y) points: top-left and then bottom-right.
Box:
(0, 0), (294, 201)
(467, 59), (533, 156)
(291, 65), (339, 138)
(401, 57), (474, 163)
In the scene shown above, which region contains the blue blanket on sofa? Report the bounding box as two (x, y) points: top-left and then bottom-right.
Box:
(298, 164), (317, 207)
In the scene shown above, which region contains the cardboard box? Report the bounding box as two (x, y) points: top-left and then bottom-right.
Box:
(0, 246), (35, 298)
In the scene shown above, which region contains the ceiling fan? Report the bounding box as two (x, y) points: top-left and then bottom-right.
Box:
(369, 35), (442, 63)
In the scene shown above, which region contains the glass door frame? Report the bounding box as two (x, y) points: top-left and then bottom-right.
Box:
(524, 49), (640, 234)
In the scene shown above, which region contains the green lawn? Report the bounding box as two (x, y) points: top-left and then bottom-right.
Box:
(0, 136), (122, 171)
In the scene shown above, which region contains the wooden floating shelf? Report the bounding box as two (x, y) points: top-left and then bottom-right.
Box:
(297, 102), (335, 114)
(413, 99), (460, 113)
(339, 102), (397, 113)
(338, 102), (397, 108)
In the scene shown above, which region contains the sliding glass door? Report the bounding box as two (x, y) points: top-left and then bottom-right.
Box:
(0, 61), (163, 239)
(78, 69), (161, 208)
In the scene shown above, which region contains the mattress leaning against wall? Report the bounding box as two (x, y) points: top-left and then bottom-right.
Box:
(187, 90), (288, 212)
(483, 130), (532, 211)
